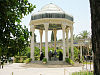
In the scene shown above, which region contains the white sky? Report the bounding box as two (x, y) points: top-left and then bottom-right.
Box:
(21, 0), (91, 43)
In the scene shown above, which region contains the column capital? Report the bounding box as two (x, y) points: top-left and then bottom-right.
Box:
(62, 24), (66, 30)
(30, 25), (35, 32)
(62, 22), (68, 25)
(44, 23), (49, 29)
(69, 26), (73, 30)
(53, 29), (57, 33)
(39, 29), (43, 33)
(66, 28), (69, 33)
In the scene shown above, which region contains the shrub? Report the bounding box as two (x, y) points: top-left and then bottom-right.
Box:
(24, 58), (32, 64)
(14, 56), (20, 63)
(70, 59), (74, 65)
(42, 58), (47, 64)
(65, 58), (70, 63)
(35, 56), (40, 60)
(65, 58), (74, 65)
(74, 47), (79, 61)
(14, 56), (27, 63)
(69, 47), (79, 61)
(72, 71), (93, 75)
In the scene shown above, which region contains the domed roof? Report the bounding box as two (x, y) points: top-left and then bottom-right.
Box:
(31, 3), (73, 21)
(40, 3), (64, 13)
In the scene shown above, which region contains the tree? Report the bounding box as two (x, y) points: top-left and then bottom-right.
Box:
(51, 31), (54, 42)
(34, 33), (36, 42)
(0, 0), (36, 57)
(90, 0), (100, 75)
(51, 31), (57, 42)
(79, 30), (90, 39)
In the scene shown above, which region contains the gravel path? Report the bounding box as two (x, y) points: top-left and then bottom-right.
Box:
(0, 63), (93, 75)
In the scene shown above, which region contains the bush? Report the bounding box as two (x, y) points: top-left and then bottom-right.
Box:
(69, 47), (79, 61)
(72, 71), (93, 75)
(24, 58), (32, 64)
(42, 58), (47, 64)
(74, 47), (79, 61)
(65, 58), (74, 65)
(35, 56), (40, 60)
(14, 56), (27, 63)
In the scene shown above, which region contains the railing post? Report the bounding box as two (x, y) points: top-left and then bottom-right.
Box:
(12, 72), (13, 75)
(64, 68), (65, 75)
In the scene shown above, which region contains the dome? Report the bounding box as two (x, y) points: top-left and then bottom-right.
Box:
(31, 3), (73, 21)
(40, 3), (64, 13)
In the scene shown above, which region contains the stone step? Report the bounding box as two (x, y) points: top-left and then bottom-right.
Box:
(31, 61), (68, 65)
(47, 61), (68, 65)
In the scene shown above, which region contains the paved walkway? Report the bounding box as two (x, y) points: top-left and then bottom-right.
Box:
(0, 63), (93, 75)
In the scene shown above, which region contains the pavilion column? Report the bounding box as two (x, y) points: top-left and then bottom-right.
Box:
(44, 23), (49, 61)
(39, 29), (43, 54)
(66, 28), (69, 58)
(30, 25), (35, 61)
(53, 29), (57, 50)
(70, 26), (74, 61)
(80, 45), (82, 59)
(62, 24), (66, 61)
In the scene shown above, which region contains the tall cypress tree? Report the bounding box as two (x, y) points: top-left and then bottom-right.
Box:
(51, 31), (57, 42)
(51, 31), (54, 42)
(34, 33), (36, 42)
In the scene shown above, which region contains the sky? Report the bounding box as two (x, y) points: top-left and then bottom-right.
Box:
(21, 0), (91, 43)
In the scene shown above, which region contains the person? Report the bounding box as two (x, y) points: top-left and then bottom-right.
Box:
(40, 51), (44, 61)
(59, 51), (63, 61)
(48, 50), (52, 61)
(54, 50), (57, 61)
(0, 58), (1, 69)
(78, 53), (80, 63)
(1, 55), (4, 69)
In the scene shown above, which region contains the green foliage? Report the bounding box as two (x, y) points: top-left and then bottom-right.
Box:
(56, 49), (63, 56)
(24, 58), (32, 64)
(65, 58), (70, 63)
(14, 56), (27, 63)
(34, 33), (36, 42)
(74, 47), (80, 61)
(83, 61), (93, 64)
(34, 47), (40, 56)
(34, 47), (40, 60)
(42, 58), (47, 63)
(69, 47), (79, 61)
(0, 0), (35, 57)
(72, 71), (93, 75)
(25, 47), (31, 58)
(20, 47), (40, 60)
(51, 31), (57, 42)
(51, 31), (54, 42)
(65, 58), (74, 65)
(79, 30), (90, 39)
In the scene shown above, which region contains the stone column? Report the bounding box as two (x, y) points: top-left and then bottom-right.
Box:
(70, 26), (74, 61)
(44, 23), (49, 61)
(53, 29), (57, 50)
(80, 45), (82, 59)
(62, 24), (66, 61)
(30, 25), (35, 61)
(39, 29), (43, 54)
(66, 28), (69, 58)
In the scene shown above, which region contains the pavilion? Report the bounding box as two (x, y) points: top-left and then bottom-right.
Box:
(29, 3), (74, 61)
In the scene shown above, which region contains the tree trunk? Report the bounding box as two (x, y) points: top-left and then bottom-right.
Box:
(90, 0), (100, 75)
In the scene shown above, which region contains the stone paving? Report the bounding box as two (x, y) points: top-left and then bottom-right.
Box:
(0, 63), (93, 75)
